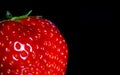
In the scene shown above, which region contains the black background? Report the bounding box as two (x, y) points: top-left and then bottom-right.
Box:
(0, 0), (115, 75)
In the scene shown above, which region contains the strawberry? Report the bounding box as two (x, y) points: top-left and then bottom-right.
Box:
(0, 10), (68, 75)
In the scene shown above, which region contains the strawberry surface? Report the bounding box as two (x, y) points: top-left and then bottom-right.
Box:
(0, 16), (68, 75)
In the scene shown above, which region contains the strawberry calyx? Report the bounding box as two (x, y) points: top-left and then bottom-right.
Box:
(6, 10), (32, 21)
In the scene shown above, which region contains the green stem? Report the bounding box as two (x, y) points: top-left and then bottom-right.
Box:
(6, 10), (32, 21)
(6, 11), (13, 19)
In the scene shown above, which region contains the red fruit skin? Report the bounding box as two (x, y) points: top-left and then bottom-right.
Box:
(0, 17), (68, 75)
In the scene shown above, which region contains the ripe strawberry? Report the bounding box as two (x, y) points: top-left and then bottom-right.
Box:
(0, 11), (68, 75)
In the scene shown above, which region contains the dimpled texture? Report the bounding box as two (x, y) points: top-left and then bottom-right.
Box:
(0, 17), (68, 75)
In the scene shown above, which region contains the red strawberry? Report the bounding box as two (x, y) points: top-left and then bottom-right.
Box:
(0, 11), (68, 75)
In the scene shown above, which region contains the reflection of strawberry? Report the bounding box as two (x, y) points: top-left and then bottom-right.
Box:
(0, 11), (68, 75)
